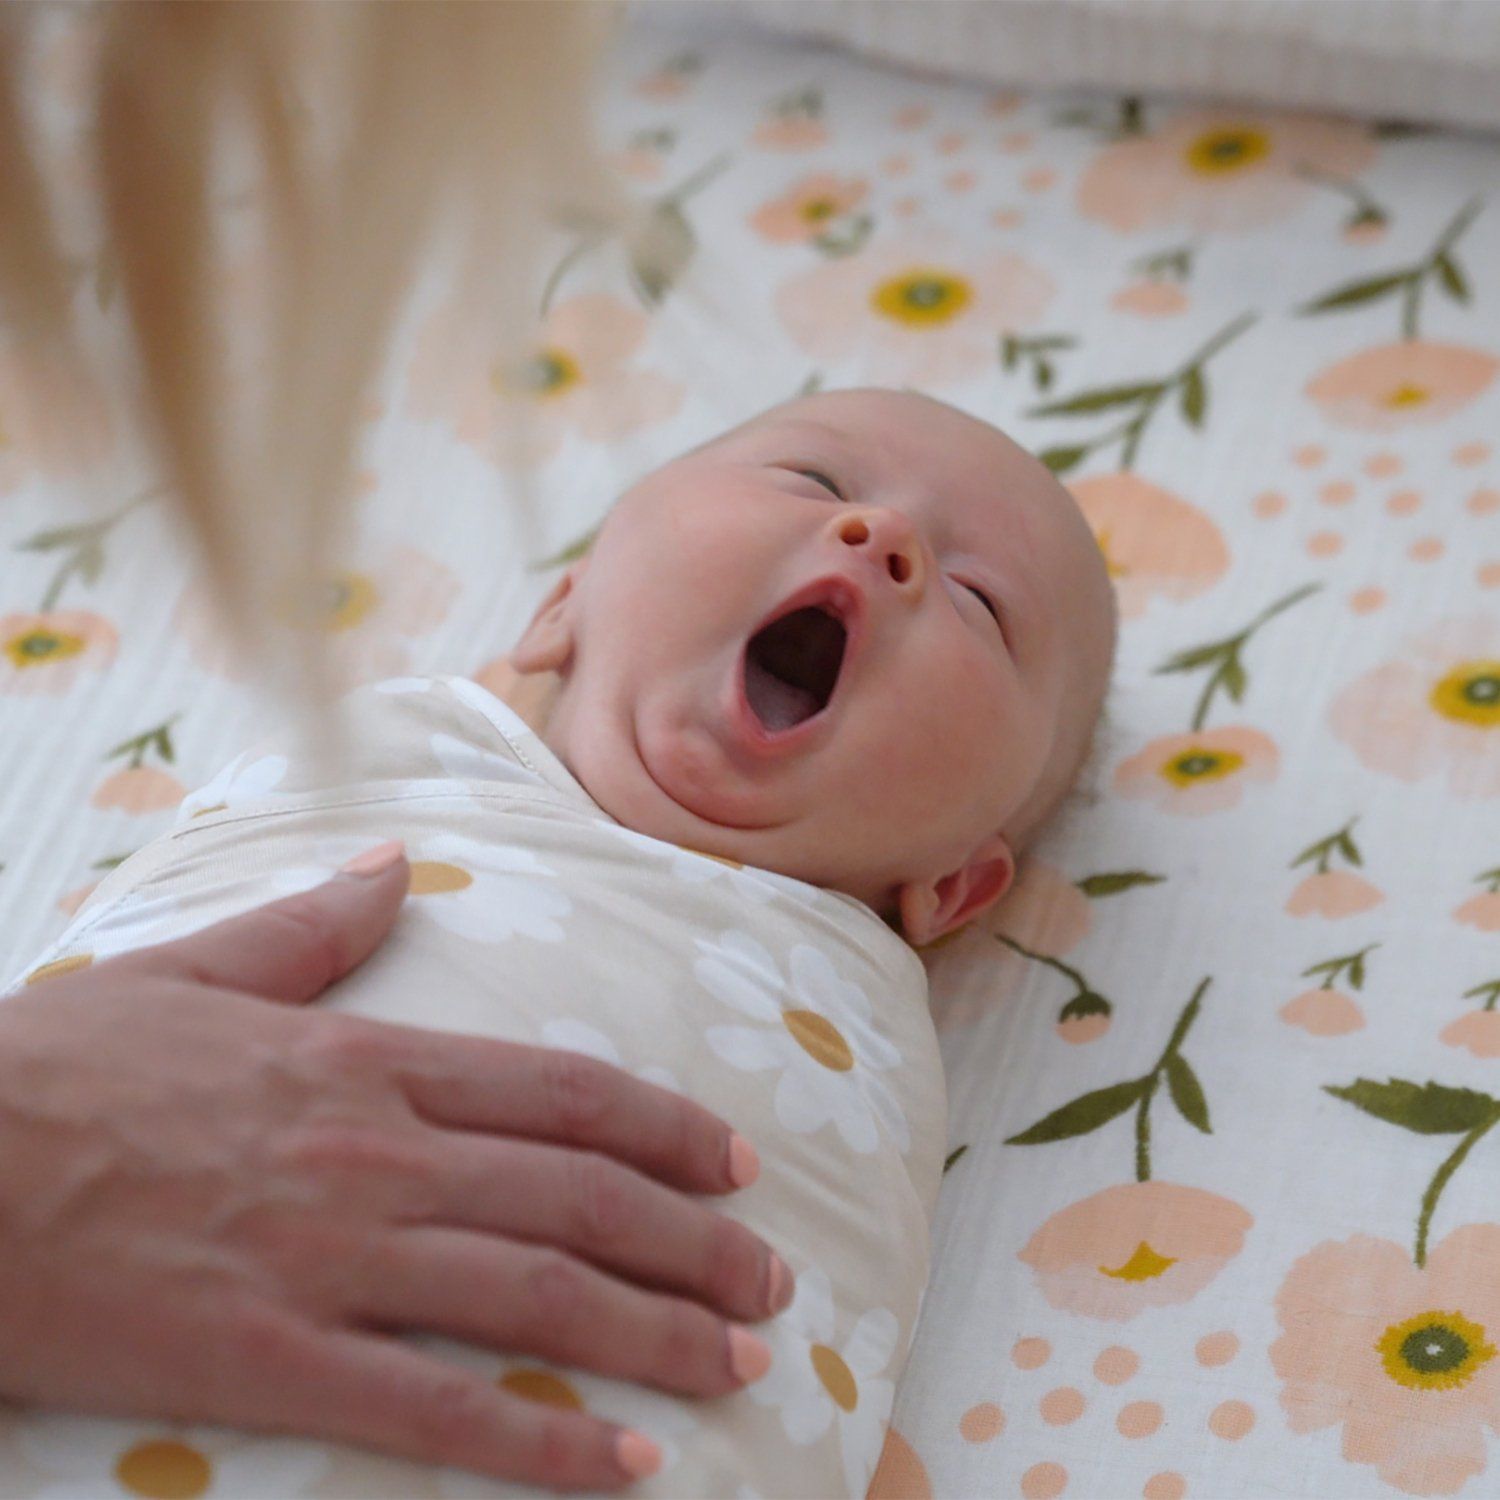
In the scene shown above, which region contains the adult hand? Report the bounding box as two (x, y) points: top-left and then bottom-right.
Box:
(0, 843), (791, 1492)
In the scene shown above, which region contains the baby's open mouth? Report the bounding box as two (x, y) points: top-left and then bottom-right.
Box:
(743, 605), (847, 733)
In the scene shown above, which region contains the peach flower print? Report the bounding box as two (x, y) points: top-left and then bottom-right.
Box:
(1286, 870), (1385, 917)
(1020, 1181), (1252, 1320)
(1329, 616), (1500, 797)
(1441, 1009), (1500, 1059)
(1111, 281), (1190, 318)
(1077, 108), (1375, 234)
(1114, 727), (1279, 815)
(91, 766), (187, 813)
(1273, 1226), (1500, 1496)
(1280, 988), (1365, 1036)
(1307, 342), (1498, 432)
(1069, 474), (1229, 620)
(406, 291), (684, 467)
(175, 543), (457, 684)
(1455, 890), (1500, 932)
(748, 173), (868, 245)
(0, 610), (117, 695)
(775, 233), (1054, 386)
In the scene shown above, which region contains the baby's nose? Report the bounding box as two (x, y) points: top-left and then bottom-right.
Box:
(832, 508), (925, 595)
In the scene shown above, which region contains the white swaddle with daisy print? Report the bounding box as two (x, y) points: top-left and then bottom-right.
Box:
(7, 675), (946, 1500)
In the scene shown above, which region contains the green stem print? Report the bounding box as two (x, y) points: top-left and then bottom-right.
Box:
(105, 716), (180, 771)
(1129, 242), (1196, 283)
(1302, 943), (1378, 992)
(1298, 197), (1483, 340)
(1050, 96), (1146, 140)
(1027, 312), (1257, 475)
(18, 487), (161, 611)
(540, 152), (732, 315)
(812, 213), (874, 260)
(1473, 866), (1500, 896)
(1291, 816), (1365, 875)
(1006, 977), (1213, 1183)
(766, 84), (823, 124)
(994, 933), (1114, 1029)
(1001, 333), (1079, 394)
(1326, 1078), (1500, 1267)
(1155, 582), (1321, 732)
(1291, 162), (1390, 236)
(1464, 980), (1500, 1015)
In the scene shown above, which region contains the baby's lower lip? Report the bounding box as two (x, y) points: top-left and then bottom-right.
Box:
(727, 648), (832, 759)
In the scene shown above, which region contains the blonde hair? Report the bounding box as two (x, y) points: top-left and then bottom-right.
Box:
(0, 1), (629, 702)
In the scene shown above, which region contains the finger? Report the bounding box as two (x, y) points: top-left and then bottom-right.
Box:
(354, 1227), (771, 1399)
(390, 1035), (760, 1196)
(114, 841), (410, 1004)
(423, 1134), (792, 1322)
(231, 1312), (659, 1492)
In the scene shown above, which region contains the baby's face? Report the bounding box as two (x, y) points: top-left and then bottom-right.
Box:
(510, 388), (1115, 944)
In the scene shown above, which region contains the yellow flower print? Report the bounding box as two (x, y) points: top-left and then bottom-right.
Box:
(1377, 1309), (1497, 1393)
(1330, 616), (1500, 796)
(1113, 726), (1279, 815)
(1306, 341), (1498, 431)
(869, 268), (973, 327)
(1183, 124), (1271, 175)
(0, 609), (117, 695)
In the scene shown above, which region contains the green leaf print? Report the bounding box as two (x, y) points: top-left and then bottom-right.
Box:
(1179, 366), (1207, 428)
(1435, 252), (1470, 303)
(1075, 870), (1167, 898)
(943, 1144), (969, 1173)
(1324, 1079), (1499, 1136)
(1027, 381), (1164, 418)
(1298, 271), (1411, 314)
(1038, 444), (1089, 475)
(1166, 1054), (1211, 1134)
(1004, 1078), (1149, 1146)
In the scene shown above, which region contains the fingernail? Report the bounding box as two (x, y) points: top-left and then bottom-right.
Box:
(339, 840), (405, 877)
(767, 1252), (793, 1313)
(728, 1325), (773, 1384)
(727, 1132), (760, 1188)
(615, 1429), (662, 1480)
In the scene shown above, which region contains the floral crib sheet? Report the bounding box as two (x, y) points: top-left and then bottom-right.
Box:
(3, 3), (1500, 1497)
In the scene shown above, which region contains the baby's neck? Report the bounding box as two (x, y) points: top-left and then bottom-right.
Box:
(474, 658), (563, 738)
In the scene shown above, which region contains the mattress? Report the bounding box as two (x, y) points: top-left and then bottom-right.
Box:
(3, 5), (1500, 1498)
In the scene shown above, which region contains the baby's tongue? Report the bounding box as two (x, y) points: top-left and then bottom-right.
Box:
(744, 650), (820, 732)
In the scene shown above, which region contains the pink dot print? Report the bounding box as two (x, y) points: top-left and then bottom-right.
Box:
(1195, 1331), (1240, 1367)
(959, 1402), (1005, 1443)
(894, 104), (931, 130)
(1409, 536), (1444, 562)
(991, 207), (1024, 229)
(999, 131), (1035, 155)
(1144, 1475), (1188, 1500)
(1453, 441), (1491, 466)
(1118, 1401), (1165, 1438)
(1363, 451), (1403, 477)
(1292, 443), (1326, 468)
(1040, 1387), (1086, 1426)
(1348, 586), (1387, 615)
(1094, 1346), (1140, 1385)
(1385, 488), (1422, 516)
(1209, 1400), (1255, 1440)
(1480, 562), (1500, 589)
(1013, 1336), (1051, 1370)
(936, 131), (969, 155)
(893, 195), (922, 219)
(1306, 531), (1343, 558)
(945, 169), (978, 194)
(1021, 1462), (1068, 1499)
(1319, 479), (1355, 506)
(1022, 166), (1058, 193)
(883, 153), (913, 177)
(1469, 487), (1499, 516)
(1252, 490), (1287, 519)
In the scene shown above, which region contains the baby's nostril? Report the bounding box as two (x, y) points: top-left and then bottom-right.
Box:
(889, 554), (911, 583)
(840, 518), (870, 545)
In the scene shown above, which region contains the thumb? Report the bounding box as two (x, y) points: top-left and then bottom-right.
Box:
(118, 841), (410, 1004)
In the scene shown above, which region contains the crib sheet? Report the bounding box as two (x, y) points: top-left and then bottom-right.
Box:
(2, 5), (1499, 1498)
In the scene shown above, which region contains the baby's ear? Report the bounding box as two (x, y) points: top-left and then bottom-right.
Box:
(897, 831), (1015, 947)
(509, 562), (586, 675)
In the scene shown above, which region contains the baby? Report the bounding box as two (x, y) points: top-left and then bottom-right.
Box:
(10, 387), (1115, 1499)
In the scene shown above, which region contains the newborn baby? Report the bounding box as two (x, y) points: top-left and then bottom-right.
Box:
(10, 387), (1115, 1499)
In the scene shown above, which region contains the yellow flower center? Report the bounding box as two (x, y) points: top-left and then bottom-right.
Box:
(408, 860), (475, 895)
(782, 1009), (855, 1071)
(25, 953), (94, 986)
(1377, 1308), (1497, 1391)
(498, 1368), (585, 1410)
(801, 197), (837, 222)
(499, 347), (583, 399)
(871, 268), (973, 327)
(1094, 527), (1128, 578)
(278, 571), (379, 633)
(4, 628), (86, 668)
(810, 1343), (859, 1411)
(1185, 127), (1271, 175)
(1098, 1240), (1179, 1282)
(1383, 382), (1431, 408)
(1160, 747), (1244, 785)
(114, 1438), (214, 1500)
(1430, 661), (1500, 727)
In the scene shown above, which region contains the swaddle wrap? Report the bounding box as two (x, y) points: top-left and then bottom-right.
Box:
(9, 676), (946, 1500)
